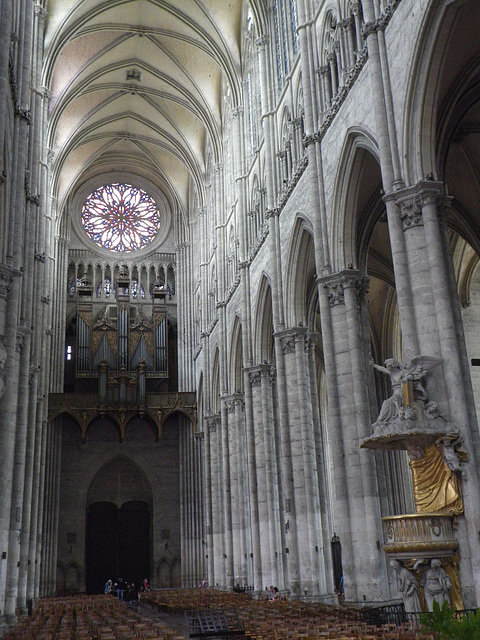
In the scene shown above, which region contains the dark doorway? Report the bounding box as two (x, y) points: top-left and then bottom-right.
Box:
(331, 533), (343, 595)
(86, 500), (150, 594)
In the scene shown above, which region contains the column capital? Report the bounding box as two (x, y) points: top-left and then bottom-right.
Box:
(204, 414), (221, 433)
(222, 393), (245, 413)
(318, 269), (369, 306)
(385, 180), (448, 231)
(255, 35), (269, 49)
(246, 363), (275, 387)
(34, 4), (48, 20)
(275, 326), (308, 354)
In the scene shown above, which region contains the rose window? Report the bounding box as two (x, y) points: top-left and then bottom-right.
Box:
(82, 183), (160, 252)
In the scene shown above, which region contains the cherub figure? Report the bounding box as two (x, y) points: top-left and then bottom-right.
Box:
(437, 435), (467, 474)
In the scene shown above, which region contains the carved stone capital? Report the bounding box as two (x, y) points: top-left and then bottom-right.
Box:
(247, 364), (275, 388)
(319, 270), (369, 307)
(224, 398), (236, 414)
(255, 35), (269, 49)
(276, 327), (307, 354)
(205, 414), (221, 433)
(387, 180), (447, 232)
(265, 208), (278, 219)
(281, 334), (295, 354)
(34, 4), (47, 20)
(0, 267), (14, 300)
(223, 393), (245, 414)
(248, 370), (262, 388)
(323, 278), (345, 307)
(342, 272), (370, 303)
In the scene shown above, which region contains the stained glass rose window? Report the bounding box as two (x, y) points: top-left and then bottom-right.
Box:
(82, 183), (160, 252)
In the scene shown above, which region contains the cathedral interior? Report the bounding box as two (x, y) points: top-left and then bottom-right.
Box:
(1, 0), (480, 630)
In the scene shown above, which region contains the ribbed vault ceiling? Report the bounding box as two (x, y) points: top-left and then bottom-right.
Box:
(44, 0), (244, 218)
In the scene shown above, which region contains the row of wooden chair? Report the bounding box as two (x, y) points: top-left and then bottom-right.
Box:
(3, 595), (186, 640)
(3, 590), (438, 640)
(142, 589), (435, 640)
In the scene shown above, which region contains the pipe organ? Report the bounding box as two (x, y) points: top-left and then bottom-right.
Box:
(74, 270), (168, 382)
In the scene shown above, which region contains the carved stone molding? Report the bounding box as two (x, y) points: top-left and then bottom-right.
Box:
(305, 47), (368, 148)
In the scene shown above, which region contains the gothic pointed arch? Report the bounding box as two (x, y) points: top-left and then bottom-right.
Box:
(330, 128), (381, 272)
(229, 316), (244, 394)
(86, 455), (152, 509)
(253, 275), (274, 364)
(284, 216), (316, 328)
(211, 347), (221, 414)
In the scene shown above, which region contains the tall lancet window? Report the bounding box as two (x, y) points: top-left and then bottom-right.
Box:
(272, 0), (299, 89)
(244, 7), (260, 156)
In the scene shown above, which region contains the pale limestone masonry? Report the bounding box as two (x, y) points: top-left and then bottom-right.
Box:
(0, 0), (479, 633)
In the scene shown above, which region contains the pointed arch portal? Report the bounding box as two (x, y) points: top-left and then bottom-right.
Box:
(86, 500), (150, 595)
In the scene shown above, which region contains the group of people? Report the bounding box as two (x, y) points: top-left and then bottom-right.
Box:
(268, 585), (279, 601)
(104, 577), (150, 601)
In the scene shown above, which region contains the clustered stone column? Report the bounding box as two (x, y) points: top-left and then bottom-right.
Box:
(0, 0), (57, 628)
(317, 271), (386, 602)
(179, 416), (205, 587)
(380, 182), (480, 607)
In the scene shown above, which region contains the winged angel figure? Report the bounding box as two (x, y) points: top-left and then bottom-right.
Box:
(372, 355), (443, 427)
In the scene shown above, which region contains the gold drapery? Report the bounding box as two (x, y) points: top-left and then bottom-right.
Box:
(409, 445), (463, 516)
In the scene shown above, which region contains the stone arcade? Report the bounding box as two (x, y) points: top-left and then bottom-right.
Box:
(1, 0), (480, 632)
